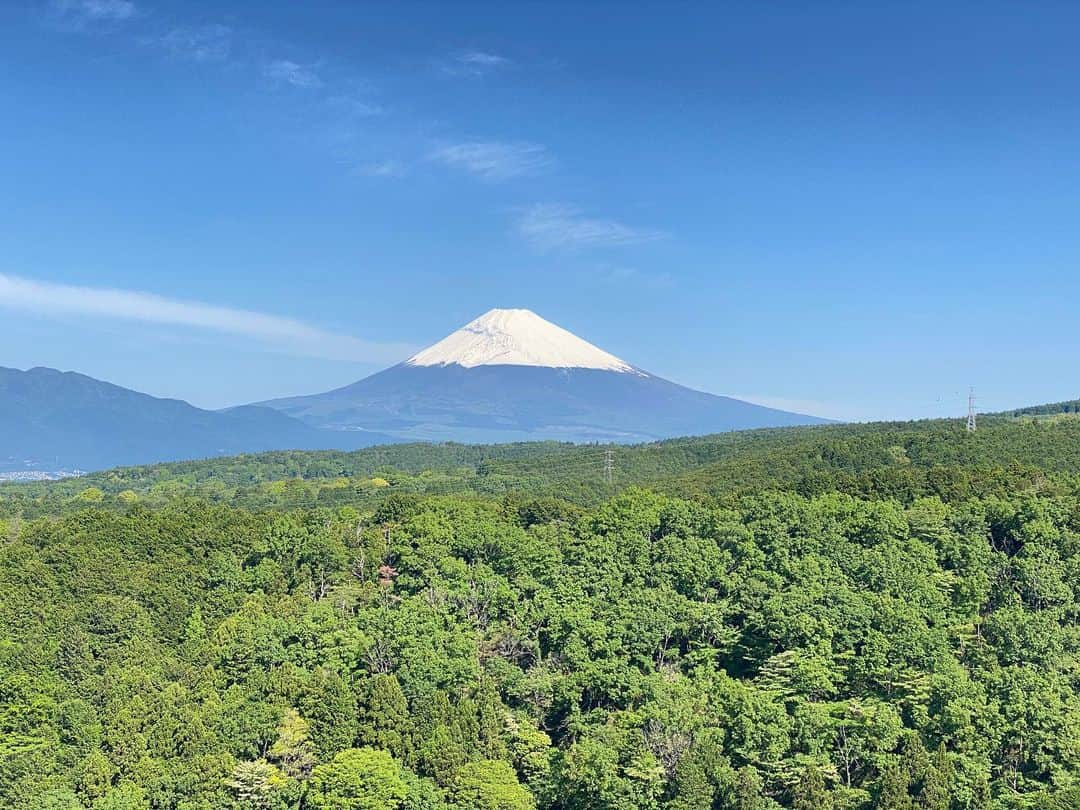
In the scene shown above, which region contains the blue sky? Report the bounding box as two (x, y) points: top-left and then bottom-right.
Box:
(2, 1), (1080, 420)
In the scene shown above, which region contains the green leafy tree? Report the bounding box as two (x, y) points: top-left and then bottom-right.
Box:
(878, 763), (913, 810)
(916, 743), (951, 810)
(669, 753), (714, 810)
(181, 606), (211, 662)
(303, 669), (359, 757)
(75, 749), (114, 804)
(307, 748), (408, 810)
(90, 783), (149, 810)
(450, 760), (535, 810)
(475, 678), (509, 761)
(793, 764), (831, 810)
(506, 715), (553, 797)
(726, 767), (766, 810)
(268, 708), (317, 779)
(421, 724), (468, 787)
(226, 760), (287, 808)
(28, 789), (85, 810)
(357, 674), (411, 760)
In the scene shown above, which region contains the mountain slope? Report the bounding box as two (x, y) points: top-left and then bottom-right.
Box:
(261, 308), (829, 442)
(0, 366), (393, 472)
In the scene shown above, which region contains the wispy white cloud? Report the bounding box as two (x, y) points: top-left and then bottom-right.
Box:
(156, 24), (232, 63)
(517, 204), (665, 251)
(442, 50), (511, 76)
(459, 50), (509, 68)
(357, 160), (406, 178)
(51, 0), (136, 28)
(327, 95), (385, 118)
(263, 59), (323, 89)
(598, 265), (674, 289)
(431, 141), (551, 181)
(0, 273), (413, 364)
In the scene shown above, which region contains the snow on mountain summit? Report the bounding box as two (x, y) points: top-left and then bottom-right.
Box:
(405, 308), (640, 373)
(261, 307), (830, 441)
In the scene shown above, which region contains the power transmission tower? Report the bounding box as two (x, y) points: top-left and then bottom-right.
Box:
(603, 449), (614, 485)
(966, 387), (977, 433)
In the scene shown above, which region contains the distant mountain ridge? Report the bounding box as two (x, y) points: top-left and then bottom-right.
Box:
(259, 308), (830, 442)
(997, 399), (1080, 418)
(3, 310), (831, 470)
(0, 366), (392, 473)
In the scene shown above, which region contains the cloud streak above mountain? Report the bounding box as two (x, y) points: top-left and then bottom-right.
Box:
(516, 204), (665, 251)
(263, 59), (323, 88)
(441, 50), (511, 76)
(0, 274), (413, 363)
(156, 24), (232, 63)
(431, 141), (551, 181)
(55, 0), (136, 23)
(459, 51), (509, 68)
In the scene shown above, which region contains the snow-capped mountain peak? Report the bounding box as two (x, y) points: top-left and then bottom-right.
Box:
(262, 307), (830, 441)
(405, 308), (640, 373)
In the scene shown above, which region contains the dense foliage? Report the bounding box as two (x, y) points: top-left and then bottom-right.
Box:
(2, 416), (1080, 808)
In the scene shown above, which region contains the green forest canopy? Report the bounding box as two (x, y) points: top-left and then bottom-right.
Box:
(2, 414), (1080, 808)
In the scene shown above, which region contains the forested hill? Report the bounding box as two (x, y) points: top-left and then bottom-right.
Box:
(4, 414), (1080, 516)
(996, 400), (1080, 419)
(3, 411), (1080, 807)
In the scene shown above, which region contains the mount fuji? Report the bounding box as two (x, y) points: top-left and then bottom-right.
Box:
(259, 309), (830, 443)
